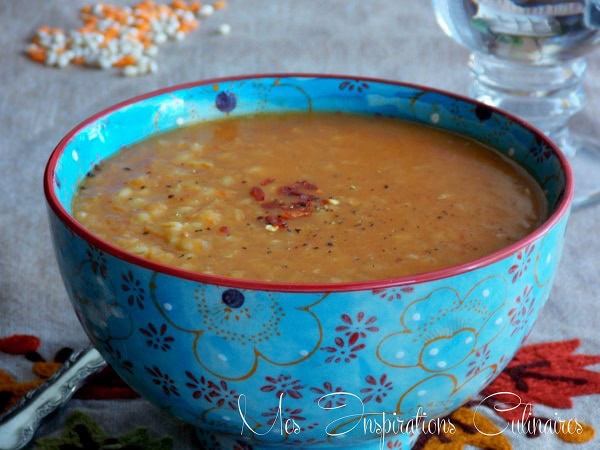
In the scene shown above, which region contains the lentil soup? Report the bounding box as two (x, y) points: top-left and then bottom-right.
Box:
(72, 112), (547, 283)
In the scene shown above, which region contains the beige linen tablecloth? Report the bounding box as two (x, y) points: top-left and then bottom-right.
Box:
(1, 1), (599, 449)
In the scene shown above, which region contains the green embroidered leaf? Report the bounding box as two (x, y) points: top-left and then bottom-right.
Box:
(34, 411), (173, 450)
(113, 427), (173, 450)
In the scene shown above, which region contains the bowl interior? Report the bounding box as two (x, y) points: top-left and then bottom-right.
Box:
(45, 74), (573, 288)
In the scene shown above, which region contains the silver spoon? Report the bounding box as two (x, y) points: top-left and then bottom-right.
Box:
(0, 346), (107, 450)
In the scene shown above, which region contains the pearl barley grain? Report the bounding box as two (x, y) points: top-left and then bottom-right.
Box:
(217, 23), (231, 35)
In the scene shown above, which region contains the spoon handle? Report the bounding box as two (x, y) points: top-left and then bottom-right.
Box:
(0, 346), (107, 450)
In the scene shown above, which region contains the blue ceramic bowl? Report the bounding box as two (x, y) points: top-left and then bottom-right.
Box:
(44, 74), (573, 449)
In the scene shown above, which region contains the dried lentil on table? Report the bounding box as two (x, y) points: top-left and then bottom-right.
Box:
(25, 1), (228, 76)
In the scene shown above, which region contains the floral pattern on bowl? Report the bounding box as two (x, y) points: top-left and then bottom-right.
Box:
(45, 74), (573, 449)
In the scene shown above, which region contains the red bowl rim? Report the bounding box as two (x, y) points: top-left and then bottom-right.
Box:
(44, 73), (574, 293)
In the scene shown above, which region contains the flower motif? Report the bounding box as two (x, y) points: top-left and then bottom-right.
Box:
(529, 135), (553, 163)
(103, 343), (134, 375)
(232, 440), (254, 450)
(372, 286), (414, 302)
(86, 246), (108, 279)
(150, 276), (325, 380)
(508, 284), (536, 337)
(184, 372), (239, 409)
(139, 323), (174, 352)
(320, 312), (379, 364)
(311, 382), (348, 408)
(339, 79), (369, 93)
(144, 365), (180, 397)
(261, 374), (304, 399)
(262, 406), (305, 426)
(466, 344), (492, 378)
(185, 371), (212, 401)
(460, 340), (600, 446)
(384, 433), (419, 450)
(121, 269), (145, 309)
(321, 335), (365, 364)
(398, 372), (479, 418)
(211, 381), (239, 410)
(377, 277), (508, 372)
(508, 245), (535, 283)
(335, 312), (379, 341)
(360, 374), (393, 403)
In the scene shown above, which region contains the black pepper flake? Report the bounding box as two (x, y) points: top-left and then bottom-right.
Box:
(327, 242), (333, 247)
(123, 167), (131, 171)
(168, 194), (175, 198)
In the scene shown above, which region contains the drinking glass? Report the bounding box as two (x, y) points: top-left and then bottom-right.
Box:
(432, 0), (600, 209)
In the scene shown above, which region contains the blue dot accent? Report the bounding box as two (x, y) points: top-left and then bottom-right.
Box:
(222, 289), (244, 308)
(215, 91), (237, 113)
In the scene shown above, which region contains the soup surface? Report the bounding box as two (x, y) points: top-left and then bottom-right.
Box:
(72, 112), (547, 283)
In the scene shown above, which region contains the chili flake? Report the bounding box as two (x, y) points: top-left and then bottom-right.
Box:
(250, 180), (330, 231)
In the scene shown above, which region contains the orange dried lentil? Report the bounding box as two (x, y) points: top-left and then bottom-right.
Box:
(113, 54), (137, 67)
(72, 56), (86, 65)
(26, 46), (46, 63)
(171, 0), (188, 9)
(188, 1), (202, 13)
